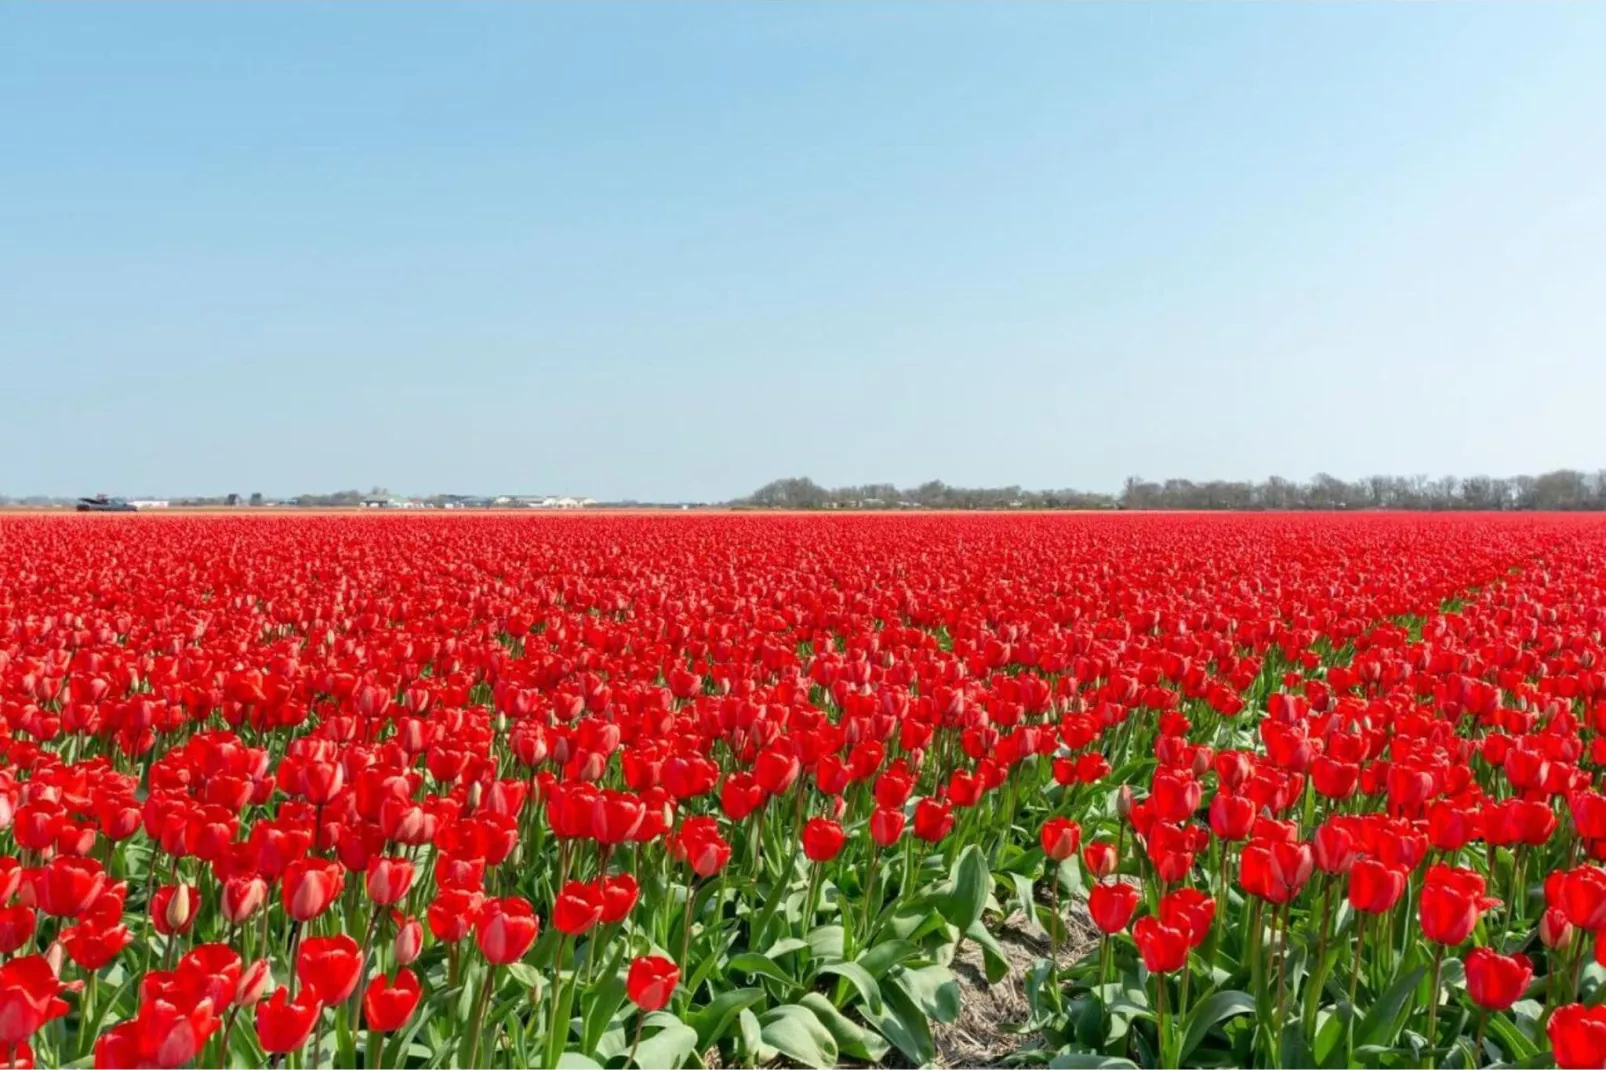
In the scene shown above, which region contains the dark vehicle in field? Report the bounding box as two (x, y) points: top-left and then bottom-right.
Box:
(76, 495), (137, 513)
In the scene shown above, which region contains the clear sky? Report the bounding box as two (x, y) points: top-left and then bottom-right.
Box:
(4, 4), (1604, 502)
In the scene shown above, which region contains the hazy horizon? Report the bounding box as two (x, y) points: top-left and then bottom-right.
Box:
(6, 4), (1605, 500)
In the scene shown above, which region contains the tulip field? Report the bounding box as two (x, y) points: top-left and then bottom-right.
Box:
(8, 512), (1606, 1070)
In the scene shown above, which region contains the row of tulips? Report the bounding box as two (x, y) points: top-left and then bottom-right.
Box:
(3, 512), (1606, 1069)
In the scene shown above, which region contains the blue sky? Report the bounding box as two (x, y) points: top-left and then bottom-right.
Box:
(4, 4), (1604, 501)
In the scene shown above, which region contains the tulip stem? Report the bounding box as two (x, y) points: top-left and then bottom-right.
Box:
(1155, 970), (1169, 1069)
(1473, 1010), (1486, 1068)
(545, 939), (570, 1069)
(1049, 867), (1061, 963)
(1306, 881), (1334, 1038)
(1273, 902), (1291, 1066)
(628, 1013), (645, 1068)
(350, 908), (385, 1028)
(465, 963), (497, 1070)
(859, 844), (879, 954)
(680, 880), (697, 967)
(1422, 943), (1444, 1070)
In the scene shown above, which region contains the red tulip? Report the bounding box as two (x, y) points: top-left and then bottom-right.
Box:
(1152, 770), (1202, 823)
(32, 857), (106, 919)
(1133, 915), (1190, 973)
(1040, 818), (1081, 862)
(363, 969), (422, 1032)
(1420, 867), (1492, 947)
(281, 858), (344, 922)
(1312, 824), (1357, 876)
(0, 956), (70, 1047)
(1082, 842), (1117, 879)
(1465, 947), (1533, 1011)
(599, 874), (640, 925)
(553, 881), (604, 936)
(151, 884), (196, 936)
(1561, 866), (1606, 932)
(870, 807), (905, 847)
(428, 888), (485, 943)
(0, 906), (37, 956)
(477, 896), (540, 963)
(912, 798), (955, 844)
(255, 988), (321, 1055)
(1311, 757), (1359, 801)
(1159, 887), (1215, 947)
(802, 818), (847, 863)
(1550, 1003), (1606, 1070)
(1543, 907), (1576, 950)
(221, 876), (267, 925)
(626, 955), (680, 1012)
(297, 933), (361, 1004)
(1088, 881), (1141, 934)
(393, 914), (424, 965)
(365, 857), (415, 906)
(1349, 859), (1407, 915)
(1208, 792), (1256, 842)
(133, 994), (219, 1068)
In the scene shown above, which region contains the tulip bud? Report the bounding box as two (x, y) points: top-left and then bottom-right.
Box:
(165, 885), (194, 931)
(393, 914), (423, 966)
(467, 781), (483, 812)
(223, 876), (268, 925)
(1116, 785), (1135, 821)
(46, 937), (67, 976)
(1542, 907), (1574, 950)
(237, 959), (272, 1006)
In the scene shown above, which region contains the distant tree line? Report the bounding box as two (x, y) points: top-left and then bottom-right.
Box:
(734, 470), (1606, 511)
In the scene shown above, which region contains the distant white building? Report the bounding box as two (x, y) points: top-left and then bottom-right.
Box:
(128, 500), (170, 510)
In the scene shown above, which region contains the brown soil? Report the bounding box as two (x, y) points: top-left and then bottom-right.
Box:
(931, 903), (1101, 1069)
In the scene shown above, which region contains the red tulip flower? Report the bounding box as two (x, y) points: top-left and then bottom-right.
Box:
(221, 876), (267, 925)
(1133, 915), (1190, 973)
(393, 914), (424, 965)
(0, 956), (70, 1048)
(802, 818), (847, 863)
(870, 807), (905, 847)
(477, 896), (540, 963)
(1082, 842), (1117, 879)
(428, 888), (485, 943)
(1349, 859), (1408, 915)
(626, 955), (680, 1012)
(281, 859), (344, 922)
(1040, 818), (1081, 862)
(1464, 947), (1533, 1011)
(365, 857), (415, 907)
(599, 874), (640, 925)
(1152, 770), (1202, 823)
(151, 884), (197, 936)
(297, 933), (361, 1004)
(1312, 824), (1358, 876)
(1088, 881), (1141, 934)
(0, 906), (37, 956)
(912, 799), (954, 844)
(1549, 1003), (1606, 1070)
(1420, 867), (1495, 947)
(255, 988), (322, 1055)
(363, 969), (422, 1032)
(1208, 792), (1256, 842)
(553, 881), (605, 936)
(1561, 866), (1606, 932)
(32, 857), (106, 919)
(1543, 908), (1575, 951)
(1159, 887), (1215, 948)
